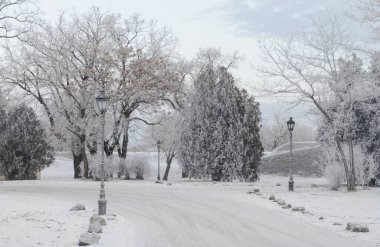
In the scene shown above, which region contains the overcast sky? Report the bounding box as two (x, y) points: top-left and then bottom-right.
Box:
(38, 0), (361, 124)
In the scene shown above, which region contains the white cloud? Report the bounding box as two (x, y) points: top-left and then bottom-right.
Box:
(291, 13), (300, 19)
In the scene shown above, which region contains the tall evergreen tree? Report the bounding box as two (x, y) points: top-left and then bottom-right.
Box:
(240, 90), (263, 181)
(179, 66), (263, 181)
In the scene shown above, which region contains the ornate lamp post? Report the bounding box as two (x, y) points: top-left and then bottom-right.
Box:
(157, 140), (161, 181)
(287, 117), (295, 192)
(95, 84), (109, 215)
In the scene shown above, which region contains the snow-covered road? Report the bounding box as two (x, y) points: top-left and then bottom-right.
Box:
(0, 180), (372, 247)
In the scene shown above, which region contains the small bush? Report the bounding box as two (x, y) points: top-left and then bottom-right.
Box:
(324, 163), (345, 189)
(88, 167), (112, 180)
(322, 147), (344, 188)
(129, 157), (147, 180)
(352, 146), (377, 186)
(87, 155), (114, 180)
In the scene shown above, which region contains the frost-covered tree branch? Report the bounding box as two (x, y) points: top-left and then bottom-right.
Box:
(256, 13), (358, 190)
(0, 0), (39, 39)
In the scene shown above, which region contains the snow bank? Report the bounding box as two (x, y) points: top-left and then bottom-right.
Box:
(0, 191), (132, 246)
(245, 175), (380, 245)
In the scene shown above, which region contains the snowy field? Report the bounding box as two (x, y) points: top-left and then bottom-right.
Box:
(0, 153), (379, 246)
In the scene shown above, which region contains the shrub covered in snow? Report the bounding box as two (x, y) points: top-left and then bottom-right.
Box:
(324, 162), (345, 189)
(129, 156), (147, 180)
(352, 145), (378, 186)
(322, 144), (379, 188)
(0, 104), (54, 180)
(321, 146), (345, 188)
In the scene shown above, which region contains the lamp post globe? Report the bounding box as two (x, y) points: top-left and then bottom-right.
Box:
(96, 88), (109, 113)
(287, 117), (295, 192)
(96, 84), (109, 215)
(287, 117), (295, 132)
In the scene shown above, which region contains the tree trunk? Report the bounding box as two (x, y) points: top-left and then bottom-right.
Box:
(87, 140), (97, 155)
(118, 119), (130, 179)
(312, 98), (355, 190)
(211, 166), (223, 181)
(105, 116), (122, 157)
(72, 150), (82, 178)
(348, 126), (356, 191)
(87, 139), (98, 179)
(335, 134), (355, 191)
(163, 152), (175, 181)
(182, 167), (189, 178)
(80, 135), (89, 178)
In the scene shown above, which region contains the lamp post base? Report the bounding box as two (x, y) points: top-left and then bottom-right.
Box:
(98, 199), (107, 215)
(288, 177), (294, 191)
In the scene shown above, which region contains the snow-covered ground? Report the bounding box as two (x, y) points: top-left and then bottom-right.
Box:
(0, 181), (132, 246)
(1, 154), (379, 246)
(250, 175), (380, 246)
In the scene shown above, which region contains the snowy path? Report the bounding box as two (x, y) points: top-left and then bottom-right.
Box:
(1, 180), (372, 247)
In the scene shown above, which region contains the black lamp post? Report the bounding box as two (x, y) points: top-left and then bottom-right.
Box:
(96, 84), (109, 215)
(157, 140), (161, 181)
(287, 117), (295, 192)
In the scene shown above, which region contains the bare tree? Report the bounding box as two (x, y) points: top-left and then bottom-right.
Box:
(261, 115), (288, 151)
(358, 0), (380, 24)
(0, 0), (39, 39)
(151, 112), (182, 181)
(104, 14), (188, 178)
(0, 8), (114, 178)
(257, 14), (357, 190)
(1, 7), (188, 179)
(261, 115), (317, 152)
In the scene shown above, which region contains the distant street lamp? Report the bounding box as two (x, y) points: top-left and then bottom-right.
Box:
(96, 83), (110, 215)
(287, 117), (295, 192)
(157, 140), (161, 181)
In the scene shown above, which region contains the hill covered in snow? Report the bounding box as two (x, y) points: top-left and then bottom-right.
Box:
(260, 142), (323, 177)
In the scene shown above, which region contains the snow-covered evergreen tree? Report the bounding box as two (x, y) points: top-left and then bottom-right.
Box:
(355, 53), (380, 178)
(0, 104), (54, 180)
(179, 66), (263, 181)
(180, 66), (216, 179)
(240, 90), (263, 181)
